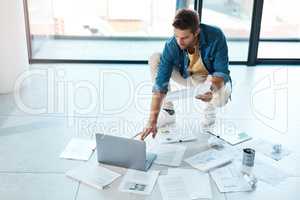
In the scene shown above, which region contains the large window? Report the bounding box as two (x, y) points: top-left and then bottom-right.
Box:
(27, 0), (194, 61)
(25, 0), (300, 64)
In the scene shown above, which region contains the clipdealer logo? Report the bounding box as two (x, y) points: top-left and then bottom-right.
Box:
(251, 68), (288, 134)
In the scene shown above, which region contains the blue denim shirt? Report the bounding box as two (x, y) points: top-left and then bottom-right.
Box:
(153, 23), (231, 93)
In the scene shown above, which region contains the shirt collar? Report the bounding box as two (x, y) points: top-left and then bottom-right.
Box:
(199, 24), (207, 48)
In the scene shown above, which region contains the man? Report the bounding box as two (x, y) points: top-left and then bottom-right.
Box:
(140, 9), (232, 140)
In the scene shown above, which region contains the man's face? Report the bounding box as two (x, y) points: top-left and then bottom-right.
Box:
(174, 28), (199, 50)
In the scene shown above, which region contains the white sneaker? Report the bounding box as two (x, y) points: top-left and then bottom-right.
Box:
(201, 104), (216, 128)
(207, 136), (225, 149)
(157, 109), (176, 128)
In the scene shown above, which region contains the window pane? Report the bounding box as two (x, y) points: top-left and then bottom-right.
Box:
(258, 0), (300, 59)
(27, 0), (195, 60)
(201, 0), (253, 61)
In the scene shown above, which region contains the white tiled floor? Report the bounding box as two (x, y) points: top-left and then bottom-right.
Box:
(0, 173), (78, 200)
(0, 64), (299, 200)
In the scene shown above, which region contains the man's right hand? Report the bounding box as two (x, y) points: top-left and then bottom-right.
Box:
(140, 120), (158, 140)
(140, 92), (165, 140)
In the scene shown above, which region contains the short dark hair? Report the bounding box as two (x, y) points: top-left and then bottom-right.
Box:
(172, 9), (200, 33)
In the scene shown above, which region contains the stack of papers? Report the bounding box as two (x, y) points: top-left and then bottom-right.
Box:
(157, 127), (197, 144)
(119, 169), (160, 195)
(152, 144), (187, 167)
(158, 175), (191, 200)
(185, 149), (232, 172)
(209, 163), (253, 193)
(66, 162), (121, 190)
(168, 168), (212, 199)
(60, 138), (96, 161)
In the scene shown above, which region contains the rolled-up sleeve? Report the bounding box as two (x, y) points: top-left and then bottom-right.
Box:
(152, 41), (175, 94)
(212, 30), (231, 84)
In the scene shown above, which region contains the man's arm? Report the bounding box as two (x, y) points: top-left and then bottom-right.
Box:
(140, 39), (176, 140)
(195, 76), (224, 102)
(196, 28), (230, 102)
(140, 92), (165, 140)
(211, 28), (231, 84)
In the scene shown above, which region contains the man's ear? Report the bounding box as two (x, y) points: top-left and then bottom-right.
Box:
(195, 28), (200, 35)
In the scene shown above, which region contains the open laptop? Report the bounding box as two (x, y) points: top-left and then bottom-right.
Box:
(95, 134), (157, 171)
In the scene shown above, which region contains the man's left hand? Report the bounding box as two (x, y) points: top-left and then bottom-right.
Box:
(209, 76), (224, 91)
(196, 91), (213, 102)
(195, 76), (224, 102)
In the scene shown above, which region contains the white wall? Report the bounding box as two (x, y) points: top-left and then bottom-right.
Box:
(0, 0), (29, 94)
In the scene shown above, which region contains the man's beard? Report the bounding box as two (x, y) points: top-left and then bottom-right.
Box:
(178, 36), (198, 50)
(179, 43), (192, 50)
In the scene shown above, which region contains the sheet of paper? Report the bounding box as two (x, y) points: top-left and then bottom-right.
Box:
(60, 138), (96, 161)
(66, 162), (121, 190)
(247, 139), (291, 161)
(205, 129), (252, 146)
(165, 83), (211, 101)
(209, 163), (252, 193)
(184, 149), (232, 172)
(118, 169), (160, 195)
(157, 127), (197, 144)
(168, 168), (212, 199)
(158, 175), (191, 200)
(253, 158), (289, 186)
(278, 154), (300, 177)
(222, 147), (290, 186)
(152, 144), (186, 167)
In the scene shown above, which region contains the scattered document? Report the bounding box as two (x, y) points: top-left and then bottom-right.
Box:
(165, 83), (211, 101)
(158, 175), (191, 200)
(185, 149), (232, 172)
(152, 144), (186, 167)
(66, 162), (121, 190)
(247, 139), (291, 161)
(209, 163), (253, 193)
(119, 169), (160, 195)
(278, 154), (300, 177)
(219, 146), (290, 186)
(60, 138), (96, 161)
(205, 129), (252, 146)
(253, 158), (289, 186)
(168, 168), (212, 199)
(157, 127), (197, 144)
